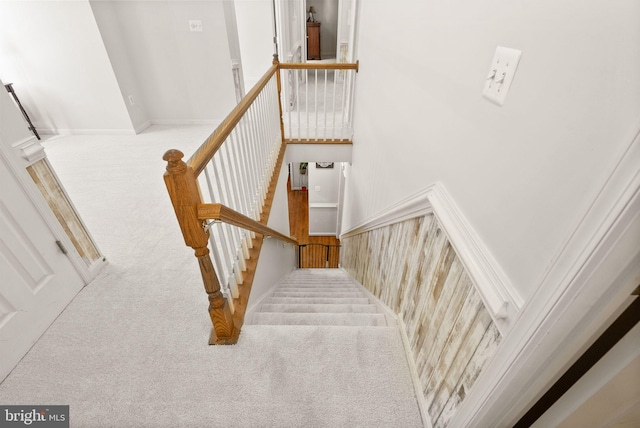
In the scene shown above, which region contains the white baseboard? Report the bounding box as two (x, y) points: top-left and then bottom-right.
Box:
(150, 119), (222, 126)
(340, 182), (521, 334)
(133, 120), (152, 134)
(39, 128), (137, 136)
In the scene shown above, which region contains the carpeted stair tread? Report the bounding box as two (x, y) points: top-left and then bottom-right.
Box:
(276, 286), (357, 290)
(277, 283), (357, 288)
(271, 291), (366, 298)
(250, 312), (387, 326)
(249, 268), (390, 327)
(271, 287), (359, 293)
(263, 296), (372, 305)
(259, 303), (380, 313)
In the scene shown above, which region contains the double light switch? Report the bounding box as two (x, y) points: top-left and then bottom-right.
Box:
(483, 47), (522, 106)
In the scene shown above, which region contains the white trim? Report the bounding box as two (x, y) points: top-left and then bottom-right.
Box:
(450, 123), (640, 427)
(37, 119), (223, 136)
(39, 128), (136, 136)
(12, 136), (45, 166)
(150, 119), (223, 126)
(341, 186), (433, 238)
(133, 120), (152, 134)
(340, 182), (521, 334)
(309, 202), (339, 208)
(429, 183), (521, 333)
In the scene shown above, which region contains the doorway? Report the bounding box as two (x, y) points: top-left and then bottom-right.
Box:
(274, 0), (357, 65)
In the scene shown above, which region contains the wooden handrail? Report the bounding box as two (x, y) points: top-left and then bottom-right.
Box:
(187, 62), (279, 177)
(198, 203), (297, 245)
(187, 59), (358, 177)
(279, 61), (359, 72)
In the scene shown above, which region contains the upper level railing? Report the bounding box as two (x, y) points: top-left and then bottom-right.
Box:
(279, 62), (358, 142)
(163, 55), (358, 344)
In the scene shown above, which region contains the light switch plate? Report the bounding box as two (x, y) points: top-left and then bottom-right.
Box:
(189, 20), (203, 32)
(483, 46), (522, 106)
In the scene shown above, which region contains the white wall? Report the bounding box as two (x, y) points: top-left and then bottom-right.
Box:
(344, 0), (640, 301)
(89, 1), (149, 132)
(308, 161), (340, 235)
(0, 1), (133, 134)
(236, 0), (275, 89)
(90, 1), (237, 125)
(308, 162), (340, 204)
(249, 160), (296, 307)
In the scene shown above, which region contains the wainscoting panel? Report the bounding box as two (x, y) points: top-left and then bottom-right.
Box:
(341, 214), (502, 427)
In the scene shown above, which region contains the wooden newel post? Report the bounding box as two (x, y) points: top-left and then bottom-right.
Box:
(162, 149), (238, 345)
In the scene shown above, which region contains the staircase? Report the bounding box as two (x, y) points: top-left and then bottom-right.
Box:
(240, 269), (423, 427)
(248, 268), (394, 327)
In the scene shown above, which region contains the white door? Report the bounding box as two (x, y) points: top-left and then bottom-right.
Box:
(0, 152), (85, 381)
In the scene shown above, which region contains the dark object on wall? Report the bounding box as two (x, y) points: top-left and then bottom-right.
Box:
(316, 162), (334, 169)
(4, 83), (40, 140)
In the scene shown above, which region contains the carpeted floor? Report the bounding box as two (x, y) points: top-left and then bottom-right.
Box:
(0, 125), (423, 427)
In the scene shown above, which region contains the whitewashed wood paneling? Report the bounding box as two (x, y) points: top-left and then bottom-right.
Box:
(341, 214), (502, 427)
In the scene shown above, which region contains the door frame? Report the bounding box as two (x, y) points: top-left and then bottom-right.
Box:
(2, 136), (106, 284)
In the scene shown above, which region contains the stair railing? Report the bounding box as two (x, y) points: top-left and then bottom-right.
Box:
(280, 61), (359, 142)
(163, 56), (358, 344)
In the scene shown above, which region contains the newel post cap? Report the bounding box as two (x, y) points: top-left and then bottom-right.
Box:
(163, 149), (186, 174)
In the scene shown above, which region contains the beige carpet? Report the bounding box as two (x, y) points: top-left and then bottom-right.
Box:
(0, 125), (423, 427)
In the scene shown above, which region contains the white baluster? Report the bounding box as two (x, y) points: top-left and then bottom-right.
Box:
(233, 260), (243, 288)
(224, 288), (235, 314)
(323, 69), (328, 140)
(286, 69), (292, 139)
(227, 271), (239, 299)
(314, 69), (319, 141)
(331, 68), (338, 139)
(230, 132), (256, 245)
(297, 69), (301, 140)
(204, 167), (229, 293)
(305, 69), (309, 140)
(216, 151), (243, 259)
(342, 69), (349, 140)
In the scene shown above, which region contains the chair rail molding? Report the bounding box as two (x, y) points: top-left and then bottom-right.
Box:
(12, 135), (45, 165)
(341, 181), (522, 334)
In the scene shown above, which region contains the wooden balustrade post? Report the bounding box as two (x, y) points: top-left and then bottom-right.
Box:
(273, 54), (286, 144)
(162, 149), (238, 345)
